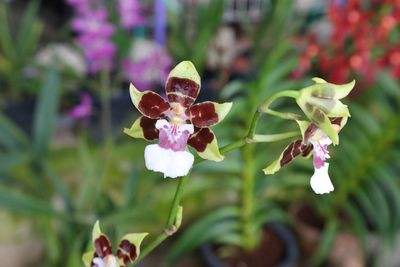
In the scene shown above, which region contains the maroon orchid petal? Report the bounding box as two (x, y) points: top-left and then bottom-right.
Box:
(124, 116), (159, 141)
(189, 102), (219, 127)
(116, 239), (137, 266)
(280, 140), (313, 167)
(189, 101), (232, 128)
(166, 77), (200, 108)
(140, 116), (159, 140)
(129, 84), (170, 119)
(93, 235), (113, 259)
(138, 92), (170, 118)
(187, 127), (214, 153)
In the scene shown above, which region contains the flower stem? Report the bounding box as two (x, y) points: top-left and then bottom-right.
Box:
(240, 144), (257, 250)
(249, 131), (300, 143)
(135, 175), (188, 264)
(100, 69), (112, 149)
(258, 90), (300, 120)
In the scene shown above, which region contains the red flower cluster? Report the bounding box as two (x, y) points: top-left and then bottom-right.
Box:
(293, 0), (400, 92)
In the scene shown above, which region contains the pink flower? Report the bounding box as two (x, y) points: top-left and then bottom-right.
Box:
(67, 0), (116, 74)
(118, 0), (146, 29)
(69, 93), (93, 120)
(122, 40), (172, 90)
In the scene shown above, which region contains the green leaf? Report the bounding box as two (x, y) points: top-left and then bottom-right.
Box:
(33, 67), (61, 160)
(0, 112), (29, 151)
(0, 151), (30, 171)
(44, 162), (74, 212)
(309, 219), (338, 266)
(16, 0), (42, 57)
(0, 184), (56, 216)
(166, 206), (239, 264)
(0, 3), (16, 61)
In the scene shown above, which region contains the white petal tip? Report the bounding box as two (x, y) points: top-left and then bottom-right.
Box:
(310, 163), (334, 195)
(144, 144), (194, 178)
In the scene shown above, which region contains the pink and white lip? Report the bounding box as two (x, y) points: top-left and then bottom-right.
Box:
(144, 119), (194, 178)
(308, 130), (334, 194)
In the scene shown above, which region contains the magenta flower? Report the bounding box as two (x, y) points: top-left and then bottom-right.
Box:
(122, 40), (172, 90)
(69, 93), (93, 120)
(67, 0), (116, 74)
(118, 0), (146, 29)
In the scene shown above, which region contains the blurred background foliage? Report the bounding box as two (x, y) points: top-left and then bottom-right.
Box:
(0, 0), (399, 267)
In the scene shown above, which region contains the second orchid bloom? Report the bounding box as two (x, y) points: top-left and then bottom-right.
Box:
(125, 61), (232, 178)
(264, 78), (355, 194)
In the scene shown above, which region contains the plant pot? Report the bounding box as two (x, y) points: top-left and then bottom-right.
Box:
(290, 203), (364, 267)
(200, 222), (299, 267)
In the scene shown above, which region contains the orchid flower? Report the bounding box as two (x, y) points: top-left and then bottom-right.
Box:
(296, 78), (355, 145)
(263, 117), (347, 194)
(124, 61), (232, 178)
(82, 221), (147, 267)
(263, 78), (355, 194)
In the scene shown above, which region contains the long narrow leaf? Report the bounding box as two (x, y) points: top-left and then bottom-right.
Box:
(33, 67), (61, 160)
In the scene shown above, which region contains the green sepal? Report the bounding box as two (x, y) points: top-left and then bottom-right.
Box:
(82, 251), (93, 267)
(263, 155), (283, 175)
(309, 78), (355, 99)
(197, 129), (224, 162)
(129, 83), (144, 109)
(296, 79), (355, 120)
(296, 120), (311, 140)
(167, 61), (201, 86)
(214, 102), (232, 123)
(316, 111), (339, 145)
(82, 221), (103, 267)
(123, 116), (145, 139)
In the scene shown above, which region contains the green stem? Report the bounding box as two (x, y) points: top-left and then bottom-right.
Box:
(135, 175), (188, 264)
(258, 90), (300, 120)
(100, 69), (112, 148)
(249, 131), (300, 143)
(166, 175), (188, 227)
(241, 144), (257, 250)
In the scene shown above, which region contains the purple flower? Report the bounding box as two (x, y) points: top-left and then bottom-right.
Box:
(118, 0), (146, 29)
(69, 93), (93, 120)
(122, 40), (172, 90)
(67, 0), (116, 74)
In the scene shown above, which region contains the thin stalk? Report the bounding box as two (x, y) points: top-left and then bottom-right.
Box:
(100, 69), (112, 148)
(240, 144), (257, 250)
(249, 131), (300, 143)
(135, 175), (188, 264)
(258, 90), (300, 120)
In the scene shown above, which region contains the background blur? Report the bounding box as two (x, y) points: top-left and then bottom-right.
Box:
(0, 0), (399, 266)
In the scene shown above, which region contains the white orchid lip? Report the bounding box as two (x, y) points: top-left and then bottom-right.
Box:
(144, 119), (195, 178)
(145, 144), (194, 178)
(308, 129), (334, 194)
(310, 163), (334, 194)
